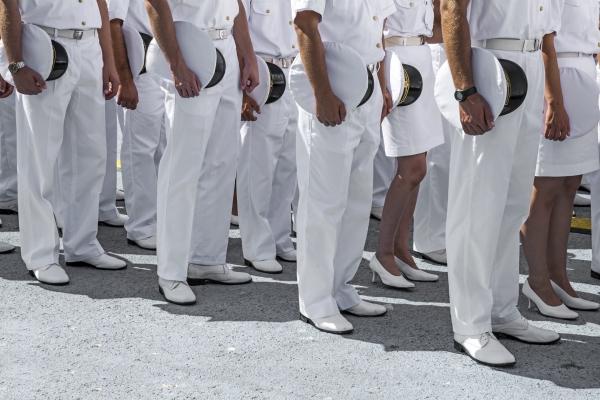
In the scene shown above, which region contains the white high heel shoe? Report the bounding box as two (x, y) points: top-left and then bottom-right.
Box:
(395, 257), (439, 282)
(551, 281), (600, 311)
(522, 280), (578, 320)
(369, 255), (415, 289)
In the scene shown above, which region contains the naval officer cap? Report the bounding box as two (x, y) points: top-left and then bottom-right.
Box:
(558, 66), (600, 139)
(250, 56), (287, 107)
(122, 23), (145, 77)
(385, 51), (424, 108)
(435, 47), (528, 130)
(290, 42), (374, 114)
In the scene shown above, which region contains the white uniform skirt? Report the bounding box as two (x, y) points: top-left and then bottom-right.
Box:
(536, 56), (600, 177)
(381, 45), (444, 158)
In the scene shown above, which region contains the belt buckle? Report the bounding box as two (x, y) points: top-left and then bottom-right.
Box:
(218, 30), (228, 40)
(73, 30), (84, 40)
(281, 58), (292, 69)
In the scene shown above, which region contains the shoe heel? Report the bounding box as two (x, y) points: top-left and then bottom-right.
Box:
(453, 341), (464, 353)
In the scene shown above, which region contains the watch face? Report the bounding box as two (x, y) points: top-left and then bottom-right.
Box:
(454, 91), (464, 102)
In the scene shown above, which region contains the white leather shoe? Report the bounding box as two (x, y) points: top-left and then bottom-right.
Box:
(30, 264), (70, 285)
(100, 213), (129, 227)
(454, 333), (516, 367)
(369, 255), (415, 289)
(395, 257), (439, 282)
(0, 199), (18, 213)
(574, 192), (591, 206)
(230, 214), (239, 226)
(370, 206), (383, 220)
(522, 279), (578, 320)
(493, 316), (560, 345)
(187, 264), (252, 285)
(158, 278), (196, 305)
(419, 249), (447, 265)
(0, 241), (15, 253)
(245, 259), (283, 274)
(342, 300), (387, 317)
(277, 249), (297, 262)
(551, 281), (600, 311)
(68, 253), (127, 270)
(300, 313), (354, 334)
(115, 189), (125, 201)
(128, 236), (157, 250)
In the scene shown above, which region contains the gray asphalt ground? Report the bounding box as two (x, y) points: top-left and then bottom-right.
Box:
(1, 201), (600, 400)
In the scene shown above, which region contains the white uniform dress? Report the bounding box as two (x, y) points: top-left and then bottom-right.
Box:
(16, 0), (107, 269)
(0, 92), (17, 205)
(157, 0), (242, 281)
(292, 0), (397, 320)
(109, 0), (167, 241)
(446, 0), (561, 336)
(237, 0), (298, 263)
(536, 0), (600, 177)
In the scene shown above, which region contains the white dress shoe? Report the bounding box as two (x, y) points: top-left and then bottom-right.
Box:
(30, 264), (70, 285)
(370, 206), (383, 220)
(128, 236), (157, 250)
(369, 255), (415, 289)
(245, 259), (283, 274)
(419, 249), (447, 265)
(0, 241), (15, 253)
(187, 264), (252, 285)
(0, 199), (18, 213)
(67, 253), (127, 270)
(493, 316), (560, 345)
(395, 257), (439, 282)
(115, 189), (125, 201)
(158, 278), (196, 305)
(342, 300), (387, 317)
(574, 192), (591, 206)
(551, 281), (600, 311)
(100, 213), (129, 227)
(300, 313), (354, 334)
(454, 333), (516, 367)
(522, 280), (578, 320)
(276, 249), (297, 262)
(230, 214), (239, 226)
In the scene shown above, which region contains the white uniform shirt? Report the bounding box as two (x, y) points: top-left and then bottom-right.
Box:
(243, 0), (298, 59)
(469, 0), (562, 41)
(167, 0), (239, 30)
(384, 0), (434, 38)
(555, 0), (600, 54)
(18, 0), (101, 30)
(108, 0), (152, 35)
(292, 0), (397, 65)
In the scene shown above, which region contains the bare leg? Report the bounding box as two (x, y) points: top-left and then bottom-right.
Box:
(376, 153), (427, 275)
(394, 187), (420, 269)
(521, 176), (563, 306)
(232, 183), (238, 217)
(547, 175), (581, 297)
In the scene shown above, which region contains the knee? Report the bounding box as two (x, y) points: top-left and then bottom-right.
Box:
(398, 161), (427, 188)
(563, 176), (582, 194)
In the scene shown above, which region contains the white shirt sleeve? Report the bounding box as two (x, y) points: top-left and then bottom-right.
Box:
(292, 0), (326, 17)
(108, 0), (130, 22)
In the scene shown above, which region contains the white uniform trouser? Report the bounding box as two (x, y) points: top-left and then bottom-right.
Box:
(237, 86), (297, 262)
(0, 93), (17, 203)
(157, 37), (241, 281)
(99, 99), (121, 221)
(372, 138), (395, 208)
(447, 49), (544, 336)
(17, 35), (105, 269)
(591, 64), (600, 275)
(297, 80), (383, 320)
(120, 73), (166, 241)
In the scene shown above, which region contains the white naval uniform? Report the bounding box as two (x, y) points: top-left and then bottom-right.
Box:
(98, 99), (122, 222)
(237, 0), (298, 263)
(0, 92), (17, 204)
(536, 0), (600, 177)
(447, 0), (561, 336)
(16, 0), (107, 268)
(157, 0), (242, 281)
(109, 0), (167, 241)
(292, 0), (397, 319)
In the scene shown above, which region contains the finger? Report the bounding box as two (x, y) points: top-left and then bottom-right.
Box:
(339, 104), (347, 122)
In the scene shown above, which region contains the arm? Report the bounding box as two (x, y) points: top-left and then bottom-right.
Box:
(426, 0), (443, 44)
(0, 34), (13, 98)
(233, 0), (259, 93)
(294, 10), (346, 126)
(379, 31), (392, 120)
(541, 33), (570, 141)
(110, 18), (139, 109)
(441, 0), (493, 135)
(97, 0), (120, 99)
(145, 0), (200, 97)
(0, 0), (46, 95)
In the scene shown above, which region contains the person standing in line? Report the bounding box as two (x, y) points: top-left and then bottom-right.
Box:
(237, 0), (298, 274)
(0, 71), (15, 253)
(522, 0), (600, 317)
(441, 0), (563, 367)
(146, 0), (258, 305)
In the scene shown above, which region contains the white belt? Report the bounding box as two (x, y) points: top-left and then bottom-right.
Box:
(476, 38), (542, 53)
(206, 29), (230, 40)
(37, 25), (97, 40)
(261, 56), (296, 69)
(384, 36), (425, 47)
(557, 52), (594, 59)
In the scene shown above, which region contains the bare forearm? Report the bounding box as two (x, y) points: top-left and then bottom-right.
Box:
(295, 12), (332, 98)
(233, 0), (254, 61)
(541, 33), (563, 106)
(97, 0), (116, 66)
(0, 0), (22, 63)
(426, 0), (443, 44)
(110, 20), (134, 83)
(378, 34), (387, 90)
(145, 0), (183, 71)
(441, 0), (472, 89)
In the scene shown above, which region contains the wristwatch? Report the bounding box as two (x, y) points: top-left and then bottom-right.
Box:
(8, 61), (26, 75)
(454, 86), (477, 102)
